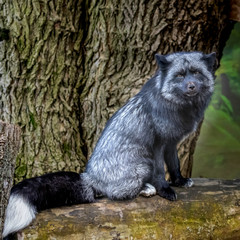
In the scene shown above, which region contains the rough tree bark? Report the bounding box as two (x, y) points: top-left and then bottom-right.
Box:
(0, 122), (21, 239)
(0, 0), (233, 181)
(0, 0), (87, 180)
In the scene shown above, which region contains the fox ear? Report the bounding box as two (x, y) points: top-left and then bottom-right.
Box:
(155, 54), (170, 68)
(202, 52), (216, 72)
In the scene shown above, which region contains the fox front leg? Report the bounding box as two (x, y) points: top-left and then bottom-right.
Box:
(151, 145), (177, 201)
(164, 144), (194, 188)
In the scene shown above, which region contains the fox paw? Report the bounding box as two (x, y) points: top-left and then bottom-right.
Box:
(172, 178), (194, 188)
(140, 183), (157, 197)
(158, 186), (177, 201)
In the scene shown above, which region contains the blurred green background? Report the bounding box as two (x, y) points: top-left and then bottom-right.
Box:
(193, 22), (240, 179)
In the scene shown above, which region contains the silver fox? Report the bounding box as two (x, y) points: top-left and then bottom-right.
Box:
(3, 51), (216, 238)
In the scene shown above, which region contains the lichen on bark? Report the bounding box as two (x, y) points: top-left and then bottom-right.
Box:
(0, 0), (88, 181)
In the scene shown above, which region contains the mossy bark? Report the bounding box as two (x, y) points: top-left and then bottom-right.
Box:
(20, 178), (240, 240)
(0, 122), (21, 239)
(0, 0), (87, 180)
(0, 0), (233, 181)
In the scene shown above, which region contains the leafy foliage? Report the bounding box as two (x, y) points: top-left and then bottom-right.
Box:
(193, 23), (240, 179)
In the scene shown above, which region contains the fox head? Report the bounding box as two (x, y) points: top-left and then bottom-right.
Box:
(155, 52), (216, 105)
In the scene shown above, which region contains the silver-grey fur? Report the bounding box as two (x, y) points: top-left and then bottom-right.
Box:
(83, 51), (216, 201)
(3, 51), (216, 238)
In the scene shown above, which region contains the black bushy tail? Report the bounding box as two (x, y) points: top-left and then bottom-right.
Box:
(3, 172), (95, 238)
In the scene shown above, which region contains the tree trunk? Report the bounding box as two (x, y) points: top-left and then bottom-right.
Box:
(0, 0), (88, 180)
(0, 122), (21, 239)
(0, 0), (233, 181)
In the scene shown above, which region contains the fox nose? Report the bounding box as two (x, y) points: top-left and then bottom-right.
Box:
(187, 82), (196, 91)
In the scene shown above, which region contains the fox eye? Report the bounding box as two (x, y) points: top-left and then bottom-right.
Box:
(193, 71), (200, 75)
(176, 73), (184, 78)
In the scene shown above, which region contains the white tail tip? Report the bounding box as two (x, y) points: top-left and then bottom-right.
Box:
(3, 193), (36, 238)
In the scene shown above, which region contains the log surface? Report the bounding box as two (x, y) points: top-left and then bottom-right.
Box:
(21, 178), (240, 240)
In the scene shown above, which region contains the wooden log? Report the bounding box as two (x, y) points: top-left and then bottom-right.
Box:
(20, 178), (240, 240)
(0, 122), (21, 239)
